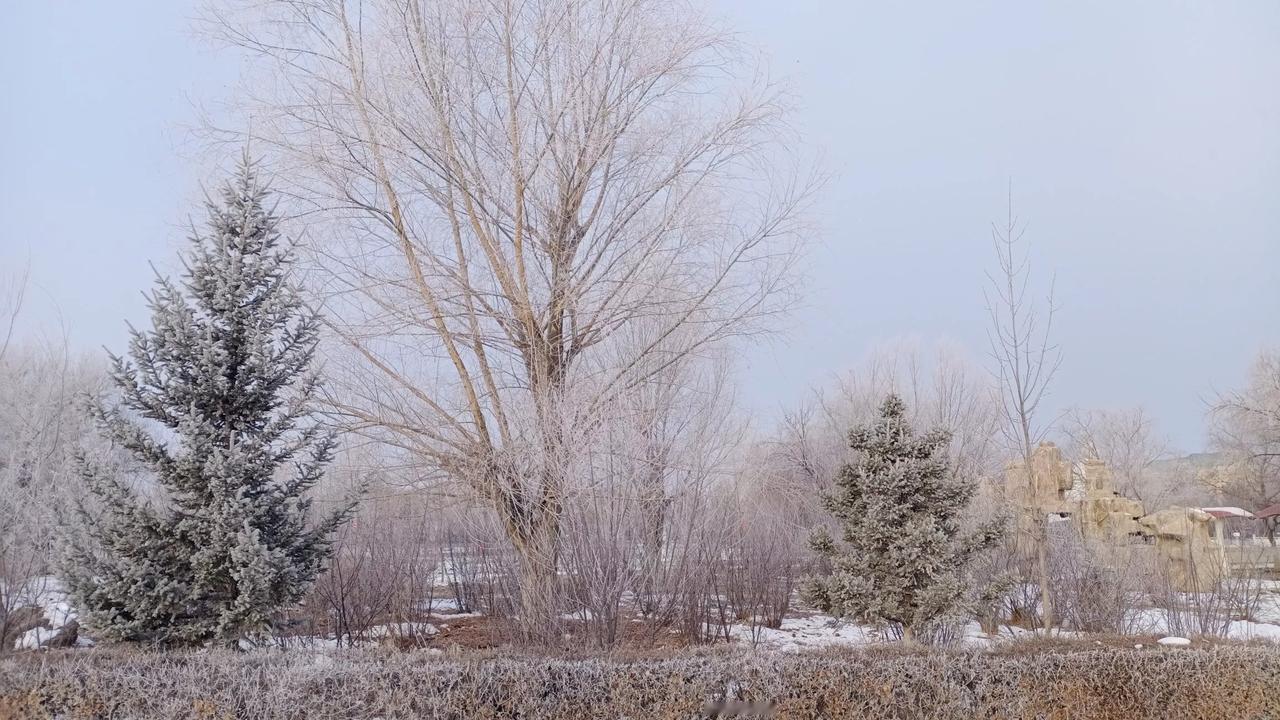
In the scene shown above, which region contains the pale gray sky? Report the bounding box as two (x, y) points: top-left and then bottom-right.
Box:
(2, 1), (1277, 451)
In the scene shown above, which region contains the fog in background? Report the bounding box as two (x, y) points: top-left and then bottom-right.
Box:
(2, 0), (1277, 451)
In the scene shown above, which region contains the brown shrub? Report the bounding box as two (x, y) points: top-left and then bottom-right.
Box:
(0, 644), (1276, 719)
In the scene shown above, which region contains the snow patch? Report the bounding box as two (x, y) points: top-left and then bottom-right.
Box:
(6, 576), (78, 650)
(729, 615), (878, 651)
(365, 622), (437, 639)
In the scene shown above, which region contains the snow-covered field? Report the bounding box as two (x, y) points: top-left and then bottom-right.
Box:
(7, 576), (1280, 653)
(721, 583), (1280, 651)
(727, 614), (1090, 651)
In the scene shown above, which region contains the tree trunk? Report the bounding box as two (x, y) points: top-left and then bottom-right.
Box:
(508, 510), (562, 645)
(1036, 530), (1054, 630)
(637, 472), (668, 617)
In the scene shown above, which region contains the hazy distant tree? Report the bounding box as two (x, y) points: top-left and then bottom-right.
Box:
(216, 0), (813, 641)
(802, 395), (1000, 644)
(62, 160), (354, 647)
(0, 262), (28, 363)
(0, 266), (105, 653)
(984, 189), (1061, 629)
(764, 342), (1002, 543)
(1210, 350), (1280, 544)
(829, 342), (1003, 480)
(1063, 407), (1171, 507)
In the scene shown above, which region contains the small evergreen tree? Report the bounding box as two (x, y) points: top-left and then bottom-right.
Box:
(802, 394), (1000, 643)
(62, 158), (354, 647)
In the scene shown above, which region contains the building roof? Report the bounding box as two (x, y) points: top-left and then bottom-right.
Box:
(1200, 506), (1256, 520)
(1255, 503), (1280, 519)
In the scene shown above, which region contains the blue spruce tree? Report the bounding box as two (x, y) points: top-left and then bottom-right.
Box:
(63, 158), (354, 647)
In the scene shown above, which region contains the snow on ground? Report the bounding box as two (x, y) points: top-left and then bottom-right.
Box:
(414, 596), (485, 620)
(1123, 599), (1280, 642)
(6, 575), (1277, 654)
(1228, 620), (1280, 641)
(721, 615), (1077, 651)
(364, 621), (437, 639)
(721, 610), (1275, 652)
(6, 576), (81, 649)
(729, 614), (879, 651)
(1253, 591), (1280, 624)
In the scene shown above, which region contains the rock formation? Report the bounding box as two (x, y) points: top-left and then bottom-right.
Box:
(1004, 441), (1074, 516)
(1076, 459), (1146, 541)
(1137, 506), (1223, 593)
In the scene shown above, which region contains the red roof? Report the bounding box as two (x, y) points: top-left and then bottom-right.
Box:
(1256, 503), (1280, 519)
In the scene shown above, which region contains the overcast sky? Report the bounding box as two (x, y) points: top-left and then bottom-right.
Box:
(2, 1), (1277, 451)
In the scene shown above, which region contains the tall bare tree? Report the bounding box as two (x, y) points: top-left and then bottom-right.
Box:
(984, 188), (1061, 629)
(214, 0), (812, 640)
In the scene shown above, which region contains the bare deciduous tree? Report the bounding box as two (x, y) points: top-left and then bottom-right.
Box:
(0, 268), (104, 653)
(213, 0), (812, 640)
(830, 341), (1003, 480)
(984, 188), (1061, 629)
(1063, 406), (1172, 508)
(1209, 350), (1280, 544)
(763, 341), (1002, 536)
(0, 262), (29, 363)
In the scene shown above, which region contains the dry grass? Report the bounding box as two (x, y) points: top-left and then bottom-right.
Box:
(1, 643), (1276, 719)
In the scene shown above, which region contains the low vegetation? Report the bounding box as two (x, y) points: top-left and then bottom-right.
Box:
(2, 644), (1277, 720)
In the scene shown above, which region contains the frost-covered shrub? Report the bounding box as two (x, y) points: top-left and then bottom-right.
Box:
(3, 645), (1277, 719)
(803, 395), (1001, 644)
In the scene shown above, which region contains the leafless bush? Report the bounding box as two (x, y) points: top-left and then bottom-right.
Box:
(0, 271), (105, 655)
(4, 645), (1278, 719)
(970, 532), (1045, 631)
(304, 496), (438, 647)
(641, 494), (736, 646)
(1155, 548), (1266, 638)
(720, 507), (798, 646)
(438, 511), (520, 622)
(560, 485), (648, 648)
(1050, 528), (1155, 635)
(896, 612), (974, 649)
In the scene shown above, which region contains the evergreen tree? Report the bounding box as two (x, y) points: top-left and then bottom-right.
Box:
(62, 158), (354, 647)
(802, 395), (1000, 643)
